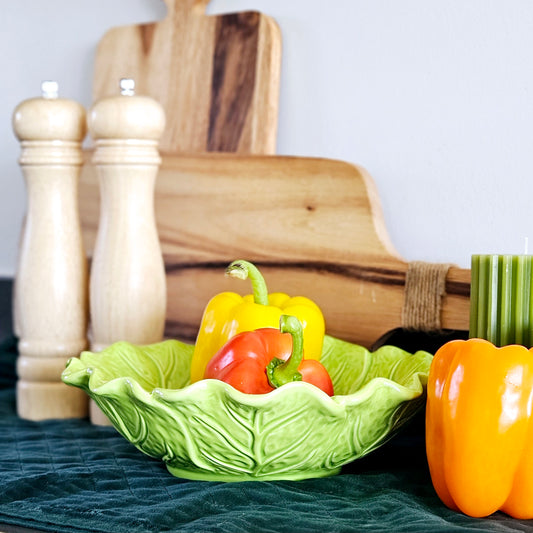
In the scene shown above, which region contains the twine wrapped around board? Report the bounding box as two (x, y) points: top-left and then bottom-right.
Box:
(402, 261), (452, 332)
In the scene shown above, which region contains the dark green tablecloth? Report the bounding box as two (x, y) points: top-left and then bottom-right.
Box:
(1, 337), (533, 533)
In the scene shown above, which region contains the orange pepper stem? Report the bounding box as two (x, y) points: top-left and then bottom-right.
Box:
(267, 315), (304, 388)
(225, 260), (269, 306)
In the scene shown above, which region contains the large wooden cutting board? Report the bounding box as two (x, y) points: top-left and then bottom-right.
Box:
(93, 0), (281, 154)
(79, 153), (471, 348)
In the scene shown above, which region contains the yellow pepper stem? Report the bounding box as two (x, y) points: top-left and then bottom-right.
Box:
(225, 260), (269, 306)
(267, 315), (304, 388)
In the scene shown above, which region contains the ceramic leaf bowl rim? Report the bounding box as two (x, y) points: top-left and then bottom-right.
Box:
(62, 335), (432, 482)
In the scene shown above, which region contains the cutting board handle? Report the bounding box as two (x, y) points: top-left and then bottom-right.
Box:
(163, 0), (211, 16)
(93, 0), (281, 154)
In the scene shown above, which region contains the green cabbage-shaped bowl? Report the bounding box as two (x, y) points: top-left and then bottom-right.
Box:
(62, 336), (432, 482)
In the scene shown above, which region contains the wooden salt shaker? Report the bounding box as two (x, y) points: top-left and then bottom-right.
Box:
(88, 79), (167, 425)
(12, 81), (89, 420)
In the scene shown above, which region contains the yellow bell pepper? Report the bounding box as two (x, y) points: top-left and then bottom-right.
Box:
(190, 260), (325, 383)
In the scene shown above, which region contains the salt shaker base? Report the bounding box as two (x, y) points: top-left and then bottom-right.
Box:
(89, 399), (112, 426)
(17, 381), (88, 421)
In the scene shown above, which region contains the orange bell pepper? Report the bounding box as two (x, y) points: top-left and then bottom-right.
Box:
(426, 338), (533, 518)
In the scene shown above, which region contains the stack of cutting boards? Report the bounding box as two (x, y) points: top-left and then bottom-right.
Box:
(81, 0), (470, 349)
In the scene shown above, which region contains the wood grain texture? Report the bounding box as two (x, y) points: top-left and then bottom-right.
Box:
(79, 152), (470, 349)
(93, 0), (281, 154)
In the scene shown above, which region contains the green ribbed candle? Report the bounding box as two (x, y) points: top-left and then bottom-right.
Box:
(470, 255), (533, 347)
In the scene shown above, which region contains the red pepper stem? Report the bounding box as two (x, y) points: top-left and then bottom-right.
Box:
(267, 315), (304, 388)
(225, 260), (269, 306)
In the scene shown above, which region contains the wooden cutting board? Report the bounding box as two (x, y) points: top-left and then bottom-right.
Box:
(93, 0), (281, 154)
(79, 153), (471, 348)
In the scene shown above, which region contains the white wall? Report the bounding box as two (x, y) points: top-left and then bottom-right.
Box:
(2, 0), (532, 276)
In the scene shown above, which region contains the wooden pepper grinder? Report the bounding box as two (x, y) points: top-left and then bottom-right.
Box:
(12, 81), (89, 420)
(88, 79), (167, 425)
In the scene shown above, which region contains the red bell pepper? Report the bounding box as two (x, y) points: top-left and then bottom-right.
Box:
(204, 315), (334, 396)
